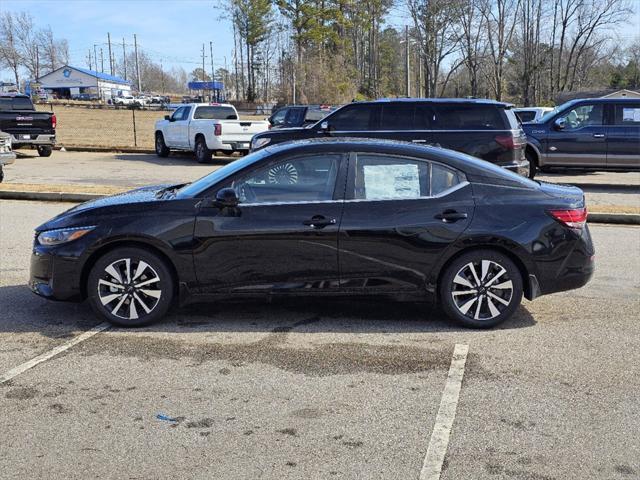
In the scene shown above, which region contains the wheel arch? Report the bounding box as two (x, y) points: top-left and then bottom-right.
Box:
(80, 239), (179, 300)
(194, 133), (207, 150)
(435, 244), (534, 301)
(525, 142), (544, 167)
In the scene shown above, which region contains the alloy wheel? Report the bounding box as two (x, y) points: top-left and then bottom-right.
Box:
(97, 258), (162, 320)
(451, 260), (514, 321)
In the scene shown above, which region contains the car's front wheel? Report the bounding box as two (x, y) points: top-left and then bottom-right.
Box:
(155, 132), (170, 157)
(525, 151), (537, 179)
(439, 249), (523, 328)
(87, 247), (174, 327)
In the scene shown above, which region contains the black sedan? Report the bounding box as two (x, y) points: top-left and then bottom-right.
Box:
(30, 138), (594, 328)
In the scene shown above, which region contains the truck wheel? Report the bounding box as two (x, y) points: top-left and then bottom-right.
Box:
(37, 146), (53, 157)
(525, 151), (537, 179)
(195, 137), (211, 163)
(155, 132), (170, 157)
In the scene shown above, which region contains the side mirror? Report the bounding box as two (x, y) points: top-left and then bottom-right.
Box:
(164, 115), (170, 121)
(215, 187), (239, 208)
(554, 118), (566, 130)
(320, 120), (330, 132)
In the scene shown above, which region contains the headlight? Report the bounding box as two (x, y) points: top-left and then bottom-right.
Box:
(251, 137), (271, 150)
(37, 226), (95, 246)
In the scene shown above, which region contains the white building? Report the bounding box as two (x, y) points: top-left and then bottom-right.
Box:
(37, 65), (132, 100)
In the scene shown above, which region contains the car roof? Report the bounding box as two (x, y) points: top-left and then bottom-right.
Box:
(262, 138), (532, 185)
(0, 93), (29, 98)
(359, 97), (514, 108)
(560, 97), (640, 107)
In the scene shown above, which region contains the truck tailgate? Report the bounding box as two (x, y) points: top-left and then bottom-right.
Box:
(0, 111), (54, 136)
(219, 120), (269, 143)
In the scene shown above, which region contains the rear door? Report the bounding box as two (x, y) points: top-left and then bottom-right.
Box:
(607, 102), (640, 168)
(545, 102), (607, 167)
(338, 152), (474, 293)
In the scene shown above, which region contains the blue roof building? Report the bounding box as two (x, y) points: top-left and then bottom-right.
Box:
(37, 65), (132, 99)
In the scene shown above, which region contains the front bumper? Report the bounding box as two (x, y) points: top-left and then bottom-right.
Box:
(0, 151), (16, 165)
(11, 134), (56, 147)
(29, 246), (83, 302)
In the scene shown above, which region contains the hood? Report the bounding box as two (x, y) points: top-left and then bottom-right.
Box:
(36, 184), (176, 231)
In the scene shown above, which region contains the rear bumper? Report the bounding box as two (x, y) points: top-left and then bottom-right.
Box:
(11, 134), (56, 147)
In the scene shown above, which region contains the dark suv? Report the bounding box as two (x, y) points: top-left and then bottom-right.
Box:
(522, 98), (640, 174)
(252, 98), (529, 176)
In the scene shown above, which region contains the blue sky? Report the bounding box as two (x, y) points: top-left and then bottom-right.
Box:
(1, 0), (639, 83)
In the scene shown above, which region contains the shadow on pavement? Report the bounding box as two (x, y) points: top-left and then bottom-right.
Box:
(114, 152), (236, 166)
(0, 284), (536, 337)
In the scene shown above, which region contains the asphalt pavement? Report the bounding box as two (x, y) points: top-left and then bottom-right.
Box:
(0, 200), (639, 479)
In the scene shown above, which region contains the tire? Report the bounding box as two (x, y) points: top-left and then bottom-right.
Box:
(37, 145), (52, 157)
(525, 151), (537, 179)
(87, 247), (174, 327)
(155, 132), (170, 157)
(195, 137), (211, 163)
(439, 249), (523, 329)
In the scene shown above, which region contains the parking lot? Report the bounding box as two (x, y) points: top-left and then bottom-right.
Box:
(1, 198), (639, 479)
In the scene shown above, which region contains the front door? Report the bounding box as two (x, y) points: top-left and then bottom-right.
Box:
(193, 153), (346, 293)
(166, 106), (186, 146)
(338, 153), (474, 293)
(545, 102), (607, 167)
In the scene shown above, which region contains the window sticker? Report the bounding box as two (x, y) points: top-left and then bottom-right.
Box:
(363, 164), (421, 200)
(622, 108), (640, 122)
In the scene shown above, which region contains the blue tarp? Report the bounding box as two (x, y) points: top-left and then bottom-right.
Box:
(188, 81), (224, 90)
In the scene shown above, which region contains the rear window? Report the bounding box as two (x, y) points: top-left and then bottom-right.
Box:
(0, 96), (34, 110)
(614, 104), (640, 125)
(515, 110), (536, 122)
(194, 106), (237, 120)
(434, 104), (507, 130)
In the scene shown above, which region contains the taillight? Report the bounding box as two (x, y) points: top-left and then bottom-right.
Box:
(548, 207), (588, 229)
(214, 124), (222, 136)
(495, 135), (524, 150)
(51, 114), (57, 129)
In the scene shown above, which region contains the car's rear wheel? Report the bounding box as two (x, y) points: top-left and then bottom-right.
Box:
(439, 250), (523, 328)
(195, 137), (211, 163)
(155, 132), (170, 157)
(37, 145), (52, 157)
(87, 247), (174, 327)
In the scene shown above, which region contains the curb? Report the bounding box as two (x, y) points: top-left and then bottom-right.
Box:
(0, 190), (103, 203)
(2, 189), (639, 225)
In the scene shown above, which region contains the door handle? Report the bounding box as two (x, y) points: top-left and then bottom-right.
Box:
(412, 139), (427, 143)
(435, 210), (468, 223)
(303, 215), (336, 228)
(592, 133), (605, 138)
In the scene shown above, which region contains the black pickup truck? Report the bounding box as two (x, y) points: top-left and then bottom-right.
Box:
(0, 94), (56, 157)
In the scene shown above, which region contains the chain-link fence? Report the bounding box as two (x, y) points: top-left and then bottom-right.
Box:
(36, 103), (265, 150)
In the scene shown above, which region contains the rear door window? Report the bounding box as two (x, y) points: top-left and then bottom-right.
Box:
(328, 105), (375, 131)
(414, 104), (436, 130)
(613, 104), (640, 125)
(434, 104), (507, 130)
(285, 107), (305, 126)
(379, 104), (415, 130)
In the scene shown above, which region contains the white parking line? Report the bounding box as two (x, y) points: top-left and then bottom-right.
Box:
(420, 343), (469, 480)
(0, 322), (110, 385)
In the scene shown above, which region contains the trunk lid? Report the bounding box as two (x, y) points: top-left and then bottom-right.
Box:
(219, 120), (270, 143)
(538, 181), (585, 208)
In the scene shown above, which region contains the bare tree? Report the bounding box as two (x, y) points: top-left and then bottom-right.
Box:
(456, 0), (487, 97)
(0, 12), (22, 87)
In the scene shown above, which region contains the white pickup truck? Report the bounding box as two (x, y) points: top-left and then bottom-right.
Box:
(154, 103), (269, 162)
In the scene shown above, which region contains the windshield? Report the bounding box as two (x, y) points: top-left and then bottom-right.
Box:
(176, 148), (272, 198)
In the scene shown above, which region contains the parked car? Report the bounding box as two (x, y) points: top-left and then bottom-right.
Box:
(0, 93), (55, 157)
(251, 98), (530, 177)
(113, 95), (137, 106)
(522, 98), (640, 174)
(71, 93), (99, 101)
(268, 104), (339, 129)
(154, 103), (270, 161)
(514, 107), (554, 123)
(0, 129), (16, 182)
(29, 138), (594, 329)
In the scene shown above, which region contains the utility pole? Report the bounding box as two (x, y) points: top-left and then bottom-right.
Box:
(405, 25), (410, 97)
(122, 38), (127, 80)
(107, 33), (113, 75)
(160, 59), (165, 94)
(93, 44), (98, 72)
(210, 41), (215, 101)
(36, 45), (40, 78)
(87, 49), (92, 70)
(100, 48), (104, 73)
(134, 34), (141, 92)
(202, 43), (206, 100)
